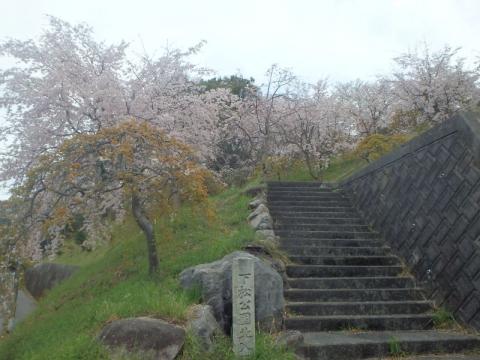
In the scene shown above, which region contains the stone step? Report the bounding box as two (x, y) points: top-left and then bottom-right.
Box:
(280, 238), (385, 247)
(267, 183), (480, 360)
(284, 288), (425, 302)
(377, 355), (480, 360)
(275, 217), (366, 225)
(286, 314), (434, 332)
(289, 255), (401, 266)
(287, 300), (433, 316)
(273, 212), (360, 220)
(268, 199), (352, 206)
(275, 224), (371, 232)
(267, 181), (324, 187)
(270, 205), (355, 212)
(267, 189), (335, 194)
(268, 192), (345, 199)
(267, 187), (326, 192)
(276, 230), (380, 239)
(298, 330), (480, 360)
(272, 209), (359, 216)
(286, 265), (403, 278)
(287, 276), (415, 289)
(281, 246), (391, 256)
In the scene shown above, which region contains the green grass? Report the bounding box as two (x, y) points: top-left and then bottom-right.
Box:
(432, 307), (458, 330)
(0, 186), (295, 359)
(261, 129), (427, 184)
(387, 336), (407, 358)
(262, 153), (368, 183)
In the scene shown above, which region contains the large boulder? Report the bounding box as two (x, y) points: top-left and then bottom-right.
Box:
(186, 305), (221, 352)
(98, 317), (185, 360)
(179, 251), (284, 333)
(25, 263), (79, 299)
(247, 204), (273, 230)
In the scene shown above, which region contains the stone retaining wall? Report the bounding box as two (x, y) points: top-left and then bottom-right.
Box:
(341, 112), (480, 329)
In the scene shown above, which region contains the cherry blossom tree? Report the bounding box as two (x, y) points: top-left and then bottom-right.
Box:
(335, 79), (394, 136)
(251, 65), (298, 167)
(390, 45), (479, 126)
(0, 16), (218, 188)
(0, 16), (128, 185)
(15, 120), (209, 274)
(278, 80), (349, 179)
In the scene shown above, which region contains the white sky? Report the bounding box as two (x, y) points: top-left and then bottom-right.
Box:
(0, 0), (480, 199)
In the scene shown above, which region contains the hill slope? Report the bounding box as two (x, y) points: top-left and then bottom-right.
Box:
(0, 187), (295, 360)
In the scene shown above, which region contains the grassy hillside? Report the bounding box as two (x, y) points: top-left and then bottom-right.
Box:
(263, 130), (424, 183)
(262, 153), (368, 183)
(0, 186), (295, 360)
(1, 132), (416, 359)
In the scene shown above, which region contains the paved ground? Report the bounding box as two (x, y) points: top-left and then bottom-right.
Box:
(0, 289), (37, 333)
(367, 354), (480, 359)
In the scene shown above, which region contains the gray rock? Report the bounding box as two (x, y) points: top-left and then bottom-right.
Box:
(247, 203), (268, 222)
(248, 198), (264, 210)
(254, 229), (278, 244)
(275, 330), (304, 350)
(25, 263), (79, 299)
(247, 204), (273, 230)
(179, 251), (284, 333)
(98, 317), (185, 360)
(187, 304), (221, 352)
(244, 244), (289, 287)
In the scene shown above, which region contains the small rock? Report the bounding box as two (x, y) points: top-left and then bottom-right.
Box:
(98, 317), (185, 360)
(248, 198), (264, 210)
(275, 330), (304, 350)
(255, 229), (278, 242)
(187, 305), (221, 352)
(247, 203), (267, 221)
(25, 263), (79, 299)
(247, 204), (273, 230)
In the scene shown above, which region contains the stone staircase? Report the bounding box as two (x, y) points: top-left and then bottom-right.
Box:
(268, 181), (480, 360)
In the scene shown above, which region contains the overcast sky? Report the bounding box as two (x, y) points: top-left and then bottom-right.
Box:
(1, 0), (480, 199)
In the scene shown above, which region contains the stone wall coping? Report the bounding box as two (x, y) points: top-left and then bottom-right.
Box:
(341, 111), (480, 185)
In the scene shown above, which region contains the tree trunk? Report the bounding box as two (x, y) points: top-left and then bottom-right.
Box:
(303, 151), (321, 180)
(131, 192), (159, 274)
(7, 265), (19, 333)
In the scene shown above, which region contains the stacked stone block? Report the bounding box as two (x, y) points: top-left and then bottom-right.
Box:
(341, 112), (480, 329)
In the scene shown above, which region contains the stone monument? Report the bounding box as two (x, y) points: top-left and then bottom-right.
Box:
(232, 257), (255, 356)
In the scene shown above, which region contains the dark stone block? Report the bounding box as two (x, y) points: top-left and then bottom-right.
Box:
(458, 292), (480, 323)
(443, 203), (460, 226)
(458, 235), (476, 260)
(435, 145), (450, 164)
(25, 263), (79, 299)
(451, 182), (472, 208)
(340, 112), (480, 330)
(465, 254), (480, 279)
(450, 141), (466, 160)
(464, 166), (480, 186)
